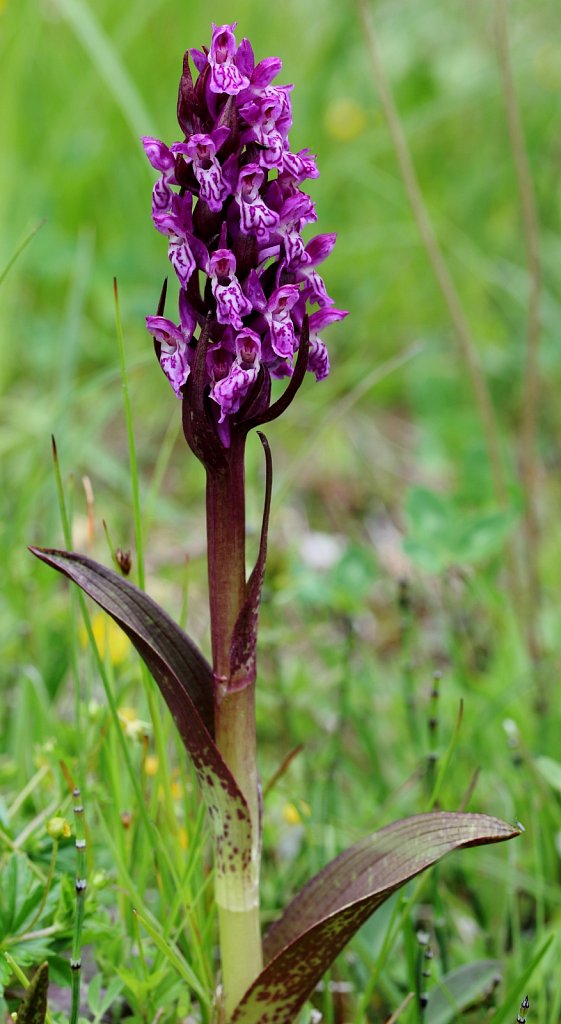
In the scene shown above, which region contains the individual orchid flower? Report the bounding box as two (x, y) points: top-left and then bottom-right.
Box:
(205, 22), (251, 95)
(265, 285), (301, 359)
(235, 164), (280, 241)
(172, 128), (230, 212)
(210, 328), (262, 421)
(239, 86), (293, 171)
(146, 289), (195, 396)
(294, 233), (338, 307)
(283, 147), (320, 183)
(274, 192), (317, 268)
(209, 249), (252, 329)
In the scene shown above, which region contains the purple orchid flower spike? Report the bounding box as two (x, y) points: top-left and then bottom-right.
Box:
(143, 21), (348, 465)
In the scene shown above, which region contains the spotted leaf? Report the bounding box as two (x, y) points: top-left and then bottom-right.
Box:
(230, 813), (520, 1024)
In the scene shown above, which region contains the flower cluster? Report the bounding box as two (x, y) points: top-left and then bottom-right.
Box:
(144, 22), (347, 441)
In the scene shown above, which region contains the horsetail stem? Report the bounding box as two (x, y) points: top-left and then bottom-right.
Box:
(70, 786), (87, 1024)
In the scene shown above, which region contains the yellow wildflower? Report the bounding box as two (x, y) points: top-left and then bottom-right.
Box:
(282, 803), (301, 826)
(79, 612), (130, 664)
(144, 754), (159, 776)
(171, 779), (183, 800)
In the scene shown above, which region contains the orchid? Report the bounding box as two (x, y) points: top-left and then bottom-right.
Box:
(31, 22), (520, 1024)
(141, 22), (346, 440)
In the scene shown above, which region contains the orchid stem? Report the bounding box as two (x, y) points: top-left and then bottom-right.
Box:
(205, 437), (263, 1017)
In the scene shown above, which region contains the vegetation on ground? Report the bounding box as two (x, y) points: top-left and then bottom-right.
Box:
(1, 0), (560, 1021)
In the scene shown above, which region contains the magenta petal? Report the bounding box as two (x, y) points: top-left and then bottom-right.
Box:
(210, 63), (248, 95)
(213, 279), (252, 330)
(269, 321), (295, 359)
(307, 338), (330, 381)
(211, 125), (231, 151)
(146, 316), (183, 346)
(236, 328), (262, 365)
(190, 48), (207, 72)
(185, 232), (209, 271)
(236, 38), (255, 78)
(222, 153), (239, 193)
(244, 269), (267, 312)
(211, 363), (259, 421)
(303, 269), (332, 307)
(196, 162), (229, 212)
(178, 291), (197, 336)
(142, 136), (175, 175)
(151, 179), (172, 224)
(309, 307), (349, 332)
(252, 56), (283, 90)
(269, 284), (301, 314)
(239, 197), (280, 241)
(160, 348), (190, 398)
(168, 239), (196, 287)
(280, 192), (316, 226)
(283, 147), (320, 182)
(305, 233), (337, 267)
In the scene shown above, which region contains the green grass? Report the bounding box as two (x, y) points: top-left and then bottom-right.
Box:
(2, 0), (561, 1020)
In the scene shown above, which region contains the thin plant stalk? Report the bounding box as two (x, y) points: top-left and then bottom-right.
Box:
(494, 0), (543, 670)
(0, 218), (45, 288)
(51, 438), (85, 789)
(70, 787), (87, 1024)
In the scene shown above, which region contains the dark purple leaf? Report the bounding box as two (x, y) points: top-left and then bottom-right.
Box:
(230, 812), (520, 1024)
(29, 548), (255, 896)
(30, 546), (214, 734)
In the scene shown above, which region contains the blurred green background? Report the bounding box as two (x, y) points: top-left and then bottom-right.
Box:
(3, 0), (561, 705)
(2, 0), (561, 1019)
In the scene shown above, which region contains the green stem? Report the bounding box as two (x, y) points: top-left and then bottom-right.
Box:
(70, 787), (86, 1024)
(205, 435), (262, 1017)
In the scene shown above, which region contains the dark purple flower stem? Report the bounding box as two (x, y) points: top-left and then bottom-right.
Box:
(205, 431), (263, 1015)
(206, 437), (247, 680)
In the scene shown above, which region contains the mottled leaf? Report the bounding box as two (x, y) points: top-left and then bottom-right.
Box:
(29, 548), (256, 908)
(15, 962), (48, 1024)
(231, 813), (519, 1024)
(30, 547), (213, 733)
